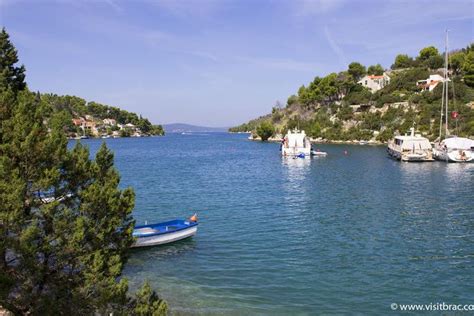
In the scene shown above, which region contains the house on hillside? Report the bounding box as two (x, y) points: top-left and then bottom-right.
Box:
(83, 120), (98, 136)
(72, 117), (85, 127)
(103, 118), (117, 126)
(416, 74), (446, 92)
(71, 117), (98, 136)
(358, 73), (390, 93)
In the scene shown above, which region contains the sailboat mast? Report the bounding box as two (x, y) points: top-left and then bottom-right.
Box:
(439, 76), (445, 139)
(444, 30), (449, 136)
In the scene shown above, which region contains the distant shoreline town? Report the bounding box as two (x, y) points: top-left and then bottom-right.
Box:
(69, 115), (162, 139)
(37, 94), (165, 139)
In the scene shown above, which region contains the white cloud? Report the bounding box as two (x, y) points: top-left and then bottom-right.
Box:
(236, 56), (320, 72)
(293, 0), (346, 16)
(141, 29), (170, 46)
(103, 0), (123, 12)
(145, 0), (225, 18)
(323, 26), (347, 69)
(187, 50), (219, 62)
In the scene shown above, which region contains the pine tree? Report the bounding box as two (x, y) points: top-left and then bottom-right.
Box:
(347, 62), (366, 81)
(0, 28), (26, 93)
(367, 64), (384, 76)
(256, 121), (275, 141)
(463, 51), (474, 87)
(0, 29), (166, 315)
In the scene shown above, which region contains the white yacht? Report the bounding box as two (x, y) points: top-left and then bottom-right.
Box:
(281, 129), (311, 158)
(387, 128), (434, 162)
(432, 31), (474, 163)
(433, 137), (474, 162)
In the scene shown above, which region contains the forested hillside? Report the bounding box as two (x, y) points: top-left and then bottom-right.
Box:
(42, 94), (164, 137)
(230, 44), (474, 142)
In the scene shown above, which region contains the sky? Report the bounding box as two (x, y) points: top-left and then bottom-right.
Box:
(0, 0), (473, 127)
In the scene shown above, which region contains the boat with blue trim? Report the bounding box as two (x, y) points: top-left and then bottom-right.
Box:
(281, 129), (311, 158)
(132, 214), (198, 248)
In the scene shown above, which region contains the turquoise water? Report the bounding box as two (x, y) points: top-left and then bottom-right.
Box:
(82, 133), (474, 315)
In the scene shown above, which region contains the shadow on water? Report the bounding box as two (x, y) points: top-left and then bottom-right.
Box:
(129, 237), (197, 262)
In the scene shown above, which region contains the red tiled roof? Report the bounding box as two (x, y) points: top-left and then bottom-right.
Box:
(72, 118), (83, 126)
(368, 75), (384, 79)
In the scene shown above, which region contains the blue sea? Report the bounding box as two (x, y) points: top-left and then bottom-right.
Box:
(80, 133), (474, 315)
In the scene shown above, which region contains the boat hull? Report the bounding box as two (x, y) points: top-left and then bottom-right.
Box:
(433, 148), (474, 162)
(282, 148), (311, 158)
(132, 226), (197, 248)
(387, 147), (434, 162)
(310, 150), (327, 157)
(132, 219), (198, 248)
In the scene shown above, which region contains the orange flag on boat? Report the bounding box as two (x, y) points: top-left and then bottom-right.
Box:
(189, 213), (198, 222)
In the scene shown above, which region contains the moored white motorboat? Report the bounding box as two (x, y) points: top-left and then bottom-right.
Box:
(281, 129), (311, 158)
(387, 127), (434, 162)
(132, 215), (198, 248)
(310, 149), (328, 157)
(433, 137), (474, 162)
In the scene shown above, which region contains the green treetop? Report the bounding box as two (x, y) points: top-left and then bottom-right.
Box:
(256, 121), (275, 141)
(463, 51), (474, 87)
(449, 51), (465, 75)
(367, 64), (384, 75)
(347, 62), (366, 81)
(418, 46), (439, 61)
(391, 54), (414, 69)
(0, 28), (26, 93)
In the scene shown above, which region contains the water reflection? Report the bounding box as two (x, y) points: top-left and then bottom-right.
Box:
(128, 238), (197, 264)
(281, 157), (311, 187)
(441, 162), (474, 184)
(395, 161), (474, 265)
(281, 157), (311, 209)
(398, 161), (474, 196)
(281, 157), (311, 175)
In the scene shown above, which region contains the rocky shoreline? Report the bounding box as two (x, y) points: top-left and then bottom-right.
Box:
(246, 134), (384, 145)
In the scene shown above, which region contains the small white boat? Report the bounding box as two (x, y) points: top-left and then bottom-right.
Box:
(281, 129), (311, 158)
(387, 127), (434, 162)
(433, 137), (474, 162)
(38, 193), (73, 204)
(311, 150), (328, 157)
(132, 215), (198, 248)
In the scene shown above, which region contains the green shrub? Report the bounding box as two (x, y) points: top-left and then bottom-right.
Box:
(256, 121), (275, 141)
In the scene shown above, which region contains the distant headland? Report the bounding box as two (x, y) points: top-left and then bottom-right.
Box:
(163, 123), (229, 133)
